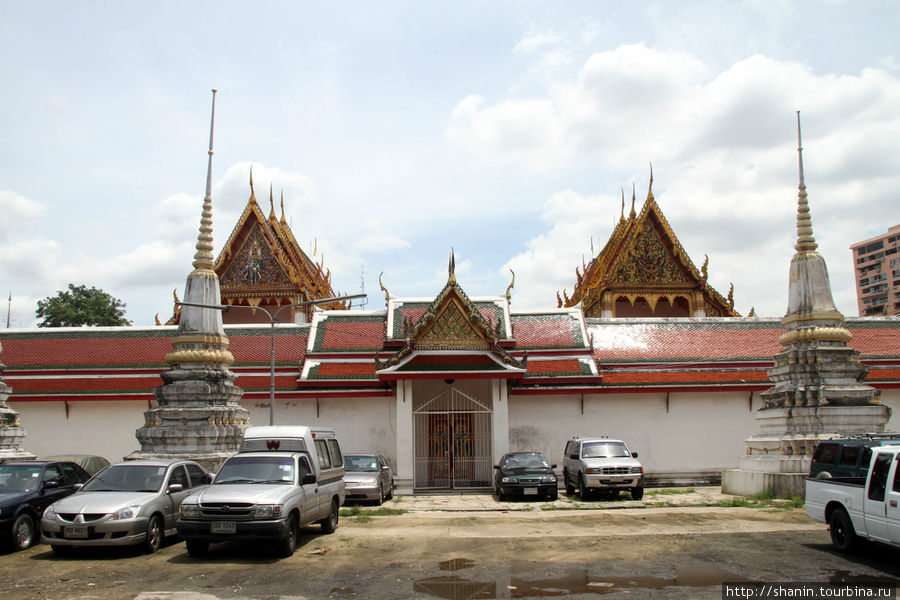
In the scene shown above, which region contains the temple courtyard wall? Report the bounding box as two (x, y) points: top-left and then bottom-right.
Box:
(11, 388), (900, 484)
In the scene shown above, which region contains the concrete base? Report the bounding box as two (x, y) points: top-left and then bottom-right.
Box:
(0, 448), (36, 462)
(721, 468), (807, 498)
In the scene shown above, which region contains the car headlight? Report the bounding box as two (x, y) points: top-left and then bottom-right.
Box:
(110, 505), (142, 520)
(359, 478), (378, 487)
(501, 476), (516, 484)
(253, 504), (283, 518)
(42, 504), (56, 518)
(585, 468), (600, 474)
(180, 504), (201, 518)
(631, 467), (643, 474)
(545, 475), (558, 483)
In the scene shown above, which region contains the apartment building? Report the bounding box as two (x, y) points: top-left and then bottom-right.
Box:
(851, 224), (900, 316)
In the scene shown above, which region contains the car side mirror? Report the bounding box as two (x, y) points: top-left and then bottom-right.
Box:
(550, 464), (557, 469)
(631, 452), (639, 458)
(302, 473), (317, 485)
(74, 483), (83, 491)
(382, 465), (390, 470)
(167, 484), (184, 494)
(42, 480), (60, 490)
(493, 465), (501, 470)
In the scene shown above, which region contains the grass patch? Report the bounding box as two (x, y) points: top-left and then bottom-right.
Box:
(715, 490), (805, 509)
(340, 505), (407, 518)
(647, 488), (695, 496)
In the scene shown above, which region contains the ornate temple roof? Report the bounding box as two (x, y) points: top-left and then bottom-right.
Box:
(215, 170), (340, 312)
(562, 172), (739, 318)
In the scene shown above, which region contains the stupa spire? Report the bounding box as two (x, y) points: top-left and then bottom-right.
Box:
(191, 89), (217, 276)
(794, 112), (818, 253)
(647, 162), (655, 202)
(248, 165), (257, 204)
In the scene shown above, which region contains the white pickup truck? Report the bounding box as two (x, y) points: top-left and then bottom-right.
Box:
(806, 445), (900, 552)
(177, 426), (345, 558)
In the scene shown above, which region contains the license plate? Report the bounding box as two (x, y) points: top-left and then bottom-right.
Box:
(211, 521), (236, 534)
(64, 525), (88, 539)
(524, 488), (538, 495)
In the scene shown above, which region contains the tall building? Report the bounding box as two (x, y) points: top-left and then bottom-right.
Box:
(850, 224), (900, 316)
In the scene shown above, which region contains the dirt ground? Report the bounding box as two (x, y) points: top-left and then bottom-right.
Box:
(1, 499), (898, 600)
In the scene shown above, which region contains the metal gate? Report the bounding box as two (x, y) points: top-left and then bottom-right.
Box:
(413, 387), (492, 490)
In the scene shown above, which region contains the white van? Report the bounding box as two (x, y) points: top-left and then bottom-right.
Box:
(178, 426), (345, 558)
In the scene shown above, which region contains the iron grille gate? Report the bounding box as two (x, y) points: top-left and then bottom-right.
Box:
(413, 387), (492, 490)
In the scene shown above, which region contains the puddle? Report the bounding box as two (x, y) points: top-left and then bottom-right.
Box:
(414, 562), (753, 599)
(441, 558), (476, 571)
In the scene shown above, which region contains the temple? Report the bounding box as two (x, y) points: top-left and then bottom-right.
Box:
(162, 168), (345, 326)
(561, 171), (739, 318)
(2, 112), (899, 494)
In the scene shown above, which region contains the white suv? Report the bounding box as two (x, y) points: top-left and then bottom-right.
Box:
(562, 437), (644, 500)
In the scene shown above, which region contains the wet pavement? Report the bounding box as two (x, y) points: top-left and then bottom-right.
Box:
(383, 486), (733, 512)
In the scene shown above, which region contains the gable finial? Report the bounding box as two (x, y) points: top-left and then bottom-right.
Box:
(448, 248), (456, 285)
(620, 188), (626, 223)
(280, 190), (287, 224)
(379, 272), (390, 303)
(248, 165), (256, 204)
(647, 162), (655, 202)
(795, 111), (818, 252)
(630, 183), (636, 219)
(268, 184), (276, 221)
(506, 269), (515, 302)
(191, 89), (217, 274)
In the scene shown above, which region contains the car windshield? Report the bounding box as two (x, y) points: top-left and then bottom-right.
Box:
(214, 456), (295, 485)
(345, 455), (379, 472)
(82, 465), (167, 493)
(503, 454), (550, 469)
(0, 465), (43, 492)
(582, 442), (630, 458)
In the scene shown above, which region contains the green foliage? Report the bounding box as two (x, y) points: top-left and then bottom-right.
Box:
(35, 284), (131, 327)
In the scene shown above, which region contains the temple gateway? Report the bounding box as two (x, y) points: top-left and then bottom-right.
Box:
(1, 114), (898, 494)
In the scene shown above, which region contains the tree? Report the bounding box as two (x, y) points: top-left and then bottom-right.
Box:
(36, 284), (132, 327)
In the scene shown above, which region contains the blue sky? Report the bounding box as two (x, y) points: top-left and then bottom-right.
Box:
(1, 1), (898, 326)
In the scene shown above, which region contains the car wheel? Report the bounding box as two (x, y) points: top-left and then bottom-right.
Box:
(276, 514), (298, 557)
(320, 498), (339, 534)
(631, 486), (644, 500)
(186, 540), (209, 557)
(386, 480), (394, 500)
(548, 488), (559, 501)
(143, 514), (163, 554)
(10, 513), (36, 551)
(375, 485), (384, 506)
(829, 508), (857, 553)
(495, 483), (504, 500)
(579, 474), (592, 501)
(563, 470), (575, 495)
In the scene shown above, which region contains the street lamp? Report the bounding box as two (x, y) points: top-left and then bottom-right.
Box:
(177, 294), (366, 425)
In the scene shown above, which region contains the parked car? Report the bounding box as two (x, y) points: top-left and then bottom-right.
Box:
(178, 426), (346, 558)
(39, 454), (111, 476)
(809, 435), (900, 479)
(41, 459), (211, 554)
(344, 454), (394, 505)
(807, 445), (900, 552)
(0, 461), (92, 551)
(493, 452), (558, 501)
(562, 437), (644, 500)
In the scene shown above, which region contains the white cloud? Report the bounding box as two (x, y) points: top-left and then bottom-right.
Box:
(480, 45), (900, 317)
(351, 218), (410, 254)
(0, 190), (46, 243)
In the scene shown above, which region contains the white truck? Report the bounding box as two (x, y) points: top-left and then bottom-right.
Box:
(177, 426), (345, 558)
(806, 445), (900, 552)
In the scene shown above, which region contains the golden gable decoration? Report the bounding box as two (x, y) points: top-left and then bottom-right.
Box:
(561, 169), (739, 318)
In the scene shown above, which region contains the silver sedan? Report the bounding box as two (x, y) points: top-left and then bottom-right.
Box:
(343, 454), (393, 505)
(41, 459), (211, 554)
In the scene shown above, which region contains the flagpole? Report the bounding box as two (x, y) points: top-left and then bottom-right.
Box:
(6, 293), (10, 328)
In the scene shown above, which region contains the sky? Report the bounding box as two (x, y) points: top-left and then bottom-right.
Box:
(1, 1), (898, 328)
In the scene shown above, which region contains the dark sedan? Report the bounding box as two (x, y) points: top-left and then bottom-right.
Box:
(0, 461), (91, 551)
(493, 452), (558, 501)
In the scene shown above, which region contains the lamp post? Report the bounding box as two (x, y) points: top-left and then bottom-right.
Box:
(178, 294), (366, 425)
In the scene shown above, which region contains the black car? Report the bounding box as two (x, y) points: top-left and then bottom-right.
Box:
(493, 452), (558, 501)
(0, 461), (91, 551)
(810, 435), (900, 480)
